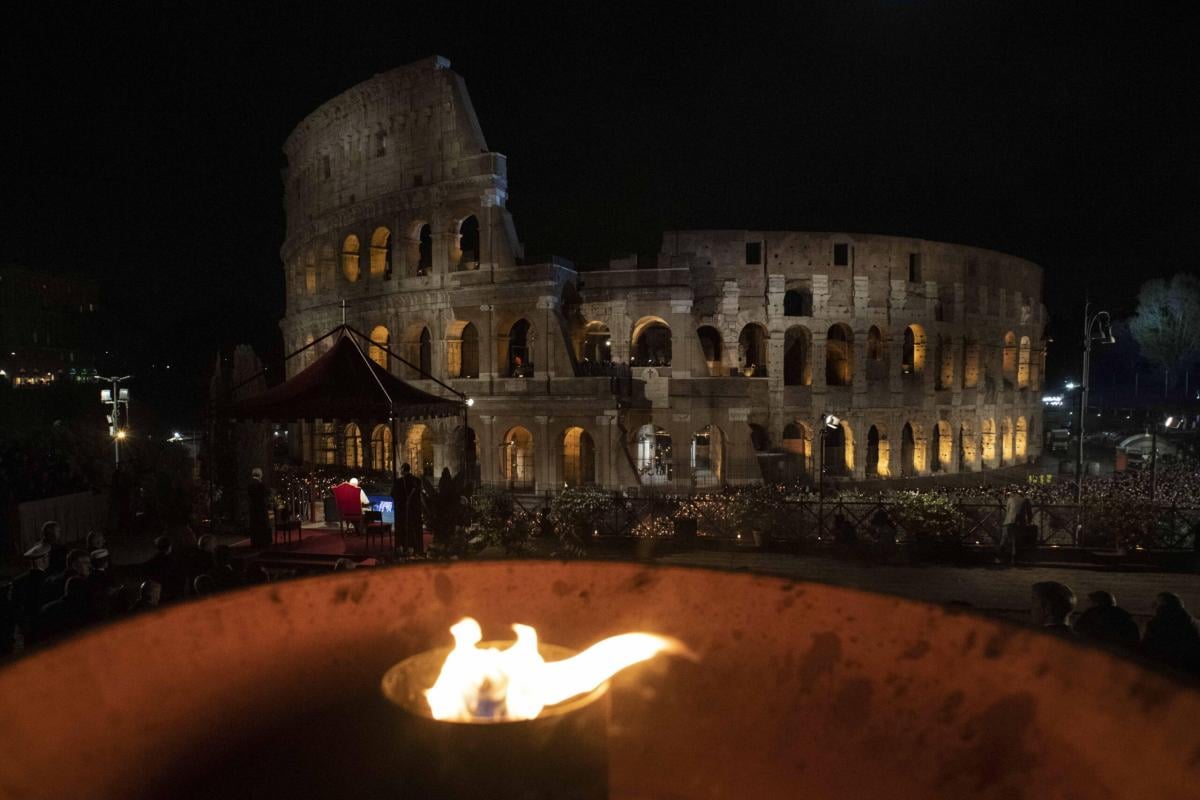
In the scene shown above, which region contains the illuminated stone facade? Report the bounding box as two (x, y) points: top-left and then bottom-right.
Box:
(280, 57), (1046, 490)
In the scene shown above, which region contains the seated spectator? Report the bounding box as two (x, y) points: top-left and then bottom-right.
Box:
(36, 577), (91, 643)
(86, 530), (106, 552)
(43, 549), (92, 605)
(1031, 581), (1076, 636)
(87, 549), (126, 618)
(1141, 592), (1200, 676)
(13, 543), (51, 642)
(1073, 591), (1140, 651)
(40, 521), (68, 574)
(130, 581), (162, 613)
(144, 536), (186, 602)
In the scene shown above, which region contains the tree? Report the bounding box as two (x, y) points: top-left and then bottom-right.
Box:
(1129, 274), (1200, 396)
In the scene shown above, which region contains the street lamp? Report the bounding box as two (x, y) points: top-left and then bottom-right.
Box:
(817, 413), (841, 500)
(97, 374), (132, 467)
(1074, 302), (1115, 502)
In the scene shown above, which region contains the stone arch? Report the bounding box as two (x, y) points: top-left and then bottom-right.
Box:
(931, 420), (951, 473)
(981, 418), (997, 465)
(579, 321), (612, 368)
(341, 235), (361, 282)
(825, 323), (854, 387)
(456, 215), (480, 270)
(902, 324), (927, 375)
(691, 424), (725, 486)
(1017, 335), (1032, 388)
(406, 221), (432, 276)
(369, 325), (390, 372)
(959, 420), (977, 471)
(783, 288), (813, 316)
(404, 424), (434, 477)
(370, 424), (393, 472)
(901, 422), (919, 477)
(1002, 331), (1017, 385)
(399, 323), (433, 380)
(782, 421), (813, 475)
(634, 423), (673, 485)
(370, 227), (392, 278)
(631, 316), (672, 367)
(697, 326), (723, 375)
(561, 426), (596, 487)
(822, 419), (854, 477)
(866, 424), (890, 477)
(784, 326), (812, 386)
(343, 422), (363, 469)
(446, 320), (480, 379)
(507, 318), (534, 377)
(1015, 416), (1029, 460)
(737, 324), (768, 376)
(962, 338), (981, 389)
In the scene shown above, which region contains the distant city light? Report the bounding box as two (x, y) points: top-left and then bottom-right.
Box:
(1042, 395), (1064, 406)
(170, 432), (183, 442)
(1064, 381), (1077, 390)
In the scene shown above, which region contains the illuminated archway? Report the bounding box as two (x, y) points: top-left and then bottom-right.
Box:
(405, 424), (434, 477)
(738, 324), (768, 376)
(902, 324), (926, 375)
(825, 324), (853, 387)
(371, 425), (393, 472)
(341, 235), (361, 282)
(784, 326), (811, 386)
(1015, 416), (1028, 460)
(981, 419), (997, 465)
(635, 424), (673, 485)
(1017, 336), (1032, 388)
(501, 426), (534, 488)
(866, 424), (890, 477)
(507, 319), (534, 377)
(932, 420), (952, 473)
(1002, 332), (1017, 385)
(369, 325), (389, 371)
(691, 424), (725, 486)
(561, 427), (595, 487)
(370, 227), (391, 278)
(1001, 417), (1014, 465)
(782, 421), (812, 475)
(446, 320), (480, 379)
(343, 423), (363, 469)
(632, 317), (672, 367)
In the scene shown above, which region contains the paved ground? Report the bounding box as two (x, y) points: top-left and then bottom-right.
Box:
(654, 550), (1200, 619)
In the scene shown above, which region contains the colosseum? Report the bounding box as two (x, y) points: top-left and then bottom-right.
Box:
(279, 56), (1047, 492)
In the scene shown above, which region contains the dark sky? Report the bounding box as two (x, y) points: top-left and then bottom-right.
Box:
(2, 1), (1197, 425)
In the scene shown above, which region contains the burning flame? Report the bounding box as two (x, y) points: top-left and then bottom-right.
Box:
(424, 617), (685, 722)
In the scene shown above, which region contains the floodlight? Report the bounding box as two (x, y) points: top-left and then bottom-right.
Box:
(821, 413), (840, 430)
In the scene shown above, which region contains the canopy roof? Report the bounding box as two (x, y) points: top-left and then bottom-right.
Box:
(223, 327), (463, 423)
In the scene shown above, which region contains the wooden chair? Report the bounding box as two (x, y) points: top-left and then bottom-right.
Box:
(273, 508), (301, 545)
(331, 483), (364, 535)
(363, 510), (391, 552)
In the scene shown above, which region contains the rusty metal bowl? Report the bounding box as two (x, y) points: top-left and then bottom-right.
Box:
(2, 561), (1199, 799)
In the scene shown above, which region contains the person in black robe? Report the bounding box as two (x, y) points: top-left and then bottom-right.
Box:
(247, 467), (272, 548)
(391, 463), (423, 555)
(39, 521), (69, 575)
(12, 543), (51, 647)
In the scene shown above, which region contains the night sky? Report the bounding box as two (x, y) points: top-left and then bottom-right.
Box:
(2, 2), (1197, 426)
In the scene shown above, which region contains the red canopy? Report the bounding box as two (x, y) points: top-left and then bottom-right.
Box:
(223, 327), (463, 423)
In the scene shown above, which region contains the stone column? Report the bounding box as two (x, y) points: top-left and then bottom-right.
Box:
(537, 296), (557, 378)
(480, 188), (506, 271)
(669, 299), (694, 377)
(534, 415), (551, 492)
(594, 414), (612, 488)
(478, 415), (496, 486)
(479, 304), (498, 379)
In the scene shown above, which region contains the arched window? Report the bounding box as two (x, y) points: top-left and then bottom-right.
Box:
(304, 250), (317, 296)
(313, 421), (336, 465)
(697, 326), (723, 375)
(579, 322), (612, 369)
(825, 324), (853, 387)
(344, 423), (363, 468)
(784, 326), (811, 386)
(502, 426), (534, 489)
(1017, 336), (1032, 388)
(419, 328), (432, 377)
(632, 317), (671, 367)
(405, 424), (433, 477)
(341, 236), (361, 283)
(508, 319), (533, 377)
(371, 425), (393, 472)
(902, 324), (926, 375)
(866, 425), (890, 477)
(783, 289), (813, 316)
(959, 422), (977, 472)
(1002, 332), (1017, 385)
(369, 325), (389, 371)
(370, 227), (392, 278)
(1015, 417), (1028, 460)
(867, 326), (883, 362)
(901, 423), (918, 477)
(447, 321), (480, 379)
(417, 223), (432, 275)
(691, 425), (724, 486)
(457, 216), (480, 270)
(635, 424), (672, 485)
(737, 324), (768, 376)
(932, 421), (951, 473)
(561, 427), (595, 487)
(963, 338), (981, 389)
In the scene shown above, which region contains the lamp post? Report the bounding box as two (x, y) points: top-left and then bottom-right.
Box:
(817, 413), (840, 501)
(97, 374), (132, 467)
(1074, 301), (1115, 503)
